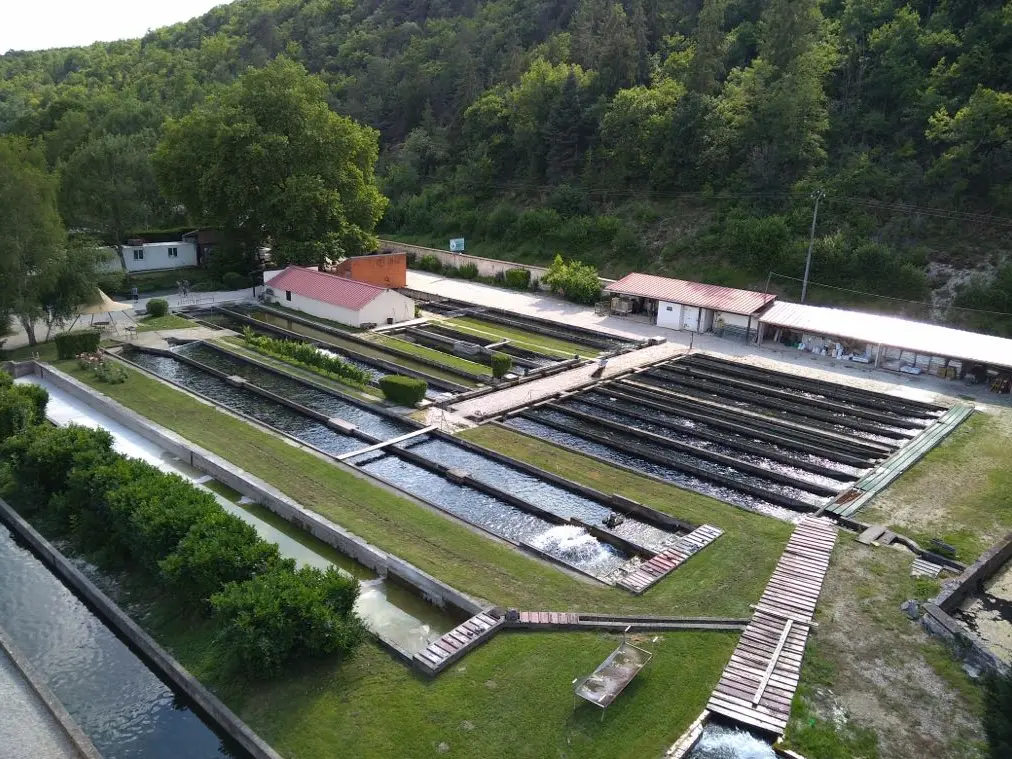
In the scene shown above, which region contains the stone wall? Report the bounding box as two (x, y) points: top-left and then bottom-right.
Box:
(379, 239), (552, 282)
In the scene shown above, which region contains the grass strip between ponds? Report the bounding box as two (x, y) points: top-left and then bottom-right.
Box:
(48, 359), (795, 758)
(136, 314), (197, 332)
(443, 315), (601, 358)
(367, 332), (493, 376)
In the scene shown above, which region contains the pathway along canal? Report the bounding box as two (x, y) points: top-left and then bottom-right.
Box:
(0, 523), (236, 759)
(127, 346), (682, 578)
(19, 376), (456, 655)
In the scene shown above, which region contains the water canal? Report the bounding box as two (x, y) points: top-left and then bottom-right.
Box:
(124, 346), (683, 578)
(0, 523), (235, 759)
(19, 376), (455, 654)
(684, 724), (776, 758)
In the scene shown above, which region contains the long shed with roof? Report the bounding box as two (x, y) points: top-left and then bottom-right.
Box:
(263, 266), (415, 328)
(604, 272), (776, 341)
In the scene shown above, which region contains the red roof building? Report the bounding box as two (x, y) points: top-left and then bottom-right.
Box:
(605, 272), (775, 337)
(264, 266), (414, 327)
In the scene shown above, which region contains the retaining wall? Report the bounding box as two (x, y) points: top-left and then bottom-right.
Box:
(380, 240), (553, 283)
(0, 626), (102, 759)
(0, 497), (279, 759)
(30, 362), (482, 619)
(921, 530), (1012, 677)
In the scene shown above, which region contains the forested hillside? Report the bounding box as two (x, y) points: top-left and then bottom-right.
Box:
(2, 0), (1011, 329)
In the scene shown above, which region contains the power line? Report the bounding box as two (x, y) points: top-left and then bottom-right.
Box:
(769, 271), (1012, 318)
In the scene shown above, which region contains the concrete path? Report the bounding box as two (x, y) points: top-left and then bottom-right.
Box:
(130, 325), (233, 351)
(406, 271), (1009, 407)
(3, 289), (255, 352)
(449, 341), (683, 419)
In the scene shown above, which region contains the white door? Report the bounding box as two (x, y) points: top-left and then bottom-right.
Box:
(656, 301), (682, 329)
(682, 306), (700, 332)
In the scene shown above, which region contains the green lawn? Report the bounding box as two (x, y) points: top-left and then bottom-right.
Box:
(136, 314), (196, 332)
(5, 340), (60, 362)
(41, 359), (798, 758)
(55, 359), (788, 617)
(862, 410), (1012, 561)
(368, 332), (493, 377)
(443, 316), (600, 359)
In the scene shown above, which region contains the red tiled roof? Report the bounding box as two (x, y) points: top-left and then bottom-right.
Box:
(267, 266), (387, 310)
(606, 273), (775, 315)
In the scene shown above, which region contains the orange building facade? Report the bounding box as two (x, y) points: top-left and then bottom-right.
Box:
(333, 252), (407, 289)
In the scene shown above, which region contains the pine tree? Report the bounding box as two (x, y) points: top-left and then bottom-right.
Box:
(687, 0), (726, 94)
(545, 73), (586, 183)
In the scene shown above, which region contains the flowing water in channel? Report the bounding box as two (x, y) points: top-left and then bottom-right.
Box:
(125, 351), (632, 577)
(506, 417), (802, 523)
(684, 724), (777, 758)
(0, 525), (234, 759)
(19, 376), (455, 654)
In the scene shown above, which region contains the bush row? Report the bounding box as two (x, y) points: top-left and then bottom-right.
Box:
(55, 330), (101, 360)
(378, 374), (428, 405)
(0, 403), (364, 677)
(241, 328), (371, 386)
(0, 376), (49, 439)
(407, 252), (537, 292)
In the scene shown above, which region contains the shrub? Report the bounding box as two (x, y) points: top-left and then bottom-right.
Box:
(0, 371), (12, 390)
(543, 254), (601, 305)
(490, 351), (513, 378)
(241, 329), (370, 386)
(146, 298), (169, 317)
(9, 383), (48, 423)
(418, 254), (443, 273)
(379, 375), (428, 405)
(77, 353), (127, 383)
(503, 268), (532, 290)
(221, 271), (247, 290)
(457, 262), (479, 280)
(55, 330), (101, 360)
(160, 511), (282, 604)
(211, 565), (364, 676)
(0, 392), (35, 440)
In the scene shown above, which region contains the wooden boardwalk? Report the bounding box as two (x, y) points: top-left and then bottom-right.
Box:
(510, 611), (747, 632)
(826, 404), (973, 518)
(413, 611), (504, 676)
(706, 517), (838, 736)
(617, 525), (723, 594)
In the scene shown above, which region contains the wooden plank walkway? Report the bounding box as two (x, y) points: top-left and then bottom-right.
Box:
(510, 612), (747, 632)
(826, 404), (973, 518)
(413, 611), (504, 676)
(617, 524), (723, 594)
(706, 517), (838, 736)
(336, 426), (437, 460)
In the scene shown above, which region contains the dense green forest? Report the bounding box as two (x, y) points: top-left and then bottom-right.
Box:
(2, 0), (1011, 329)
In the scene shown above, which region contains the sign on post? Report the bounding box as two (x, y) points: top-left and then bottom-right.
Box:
(449, 238), (466, 252)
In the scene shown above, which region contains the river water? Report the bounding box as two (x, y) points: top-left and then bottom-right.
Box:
(685, 724), (777, 758)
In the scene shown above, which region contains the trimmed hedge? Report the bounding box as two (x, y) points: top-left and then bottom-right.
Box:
(490, 351), (513, 378)
(379, 375), (428, 405)
(55, 330), (101, 359)
(503, 268), (532, 290)
(0, 420), (363, 676)
(146, 298), (169, 317)
(221, 271), (247, 290)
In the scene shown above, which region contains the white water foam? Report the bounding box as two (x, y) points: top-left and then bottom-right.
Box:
(687, 725), (776, 759)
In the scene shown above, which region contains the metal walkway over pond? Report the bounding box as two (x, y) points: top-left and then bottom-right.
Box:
(706, 517), (838, 736)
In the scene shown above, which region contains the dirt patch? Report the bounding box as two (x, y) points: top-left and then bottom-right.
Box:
(790, 540), (985, 758)
(957, 560), (1012, 665)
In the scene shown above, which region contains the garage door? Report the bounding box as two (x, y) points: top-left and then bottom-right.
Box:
(656, 301), (682, 329)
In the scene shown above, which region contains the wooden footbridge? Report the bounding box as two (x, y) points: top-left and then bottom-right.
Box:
(706, 516), (838, 736)
(618, 524), (723, 594)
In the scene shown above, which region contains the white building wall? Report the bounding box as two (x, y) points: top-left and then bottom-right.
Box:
(101, 242), (199, 273)
(276, 291), (363, 326)
(713, 311), (752, 329)
(359, 289), (415, 325)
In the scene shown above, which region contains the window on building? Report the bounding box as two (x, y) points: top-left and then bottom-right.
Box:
(167, 247), (178, 257)
(286, 290), (292, 301)
(133, 249), (144, 261)
(666, 305), (672, 311)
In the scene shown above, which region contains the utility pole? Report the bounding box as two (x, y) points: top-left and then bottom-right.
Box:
(801, 188), (825, 304)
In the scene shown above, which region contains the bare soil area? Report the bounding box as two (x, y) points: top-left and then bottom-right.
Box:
(785, 540), (986, 759)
